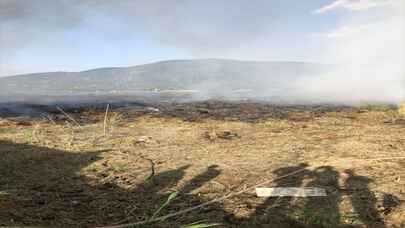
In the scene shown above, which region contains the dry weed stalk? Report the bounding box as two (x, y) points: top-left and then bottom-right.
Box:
(104, 104), (110, 136)
(32, 123), (40, 143)
(56, 106), (81, 127)
(62, 121), (76, 149)
(109, 112), (123, 134)
(41, 113), (56, 125)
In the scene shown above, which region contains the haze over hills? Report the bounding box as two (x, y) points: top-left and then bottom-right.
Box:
(0, 59), (326, 101)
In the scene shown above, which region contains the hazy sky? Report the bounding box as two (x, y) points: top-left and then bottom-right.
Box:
(0, 0), (401, 76)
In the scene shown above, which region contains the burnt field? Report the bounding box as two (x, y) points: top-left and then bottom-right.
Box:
(1, 101), (404, 228)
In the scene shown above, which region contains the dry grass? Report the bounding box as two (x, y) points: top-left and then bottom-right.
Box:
(0, 102), (404, 227)
(399, 103), (405, 117)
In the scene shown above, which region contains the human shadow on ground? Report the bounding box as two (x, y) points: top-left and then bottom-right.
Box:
(236, 164), (398, 228)
(0, 140), (222, 227)
(0, 140), (400, 227)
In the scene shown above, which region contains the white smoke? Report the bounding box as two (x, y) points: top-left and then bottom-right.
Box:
(293, 0), (405, 104)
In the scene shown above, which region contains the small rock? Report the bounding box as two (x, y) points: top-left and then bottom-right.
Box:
(135, 136), (152, 144)
(204, 130), (240, 141)
(204, 131), (218, 141)
(217, 130), (240, 140)
(395, 177), (400, 182)
(71, 200), (80, 206)
(146, 107), (160, 112)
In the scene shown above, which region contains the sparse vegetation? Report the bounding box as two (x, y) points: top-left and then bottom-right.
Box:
(360, 103), (397, 111)
(0, 102), (404, 227)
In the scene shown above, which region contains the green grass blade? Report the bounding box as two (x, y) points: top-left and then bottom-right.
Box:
(150, 191), (178, 221)
(181, 222), (221, 228)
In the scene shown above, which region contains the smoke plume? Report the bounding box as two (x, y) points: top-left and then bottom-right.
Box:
(293, 0), (405, 104)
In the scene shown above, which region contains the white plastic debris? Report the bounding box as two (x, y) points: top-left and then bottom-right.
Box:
(255, 187), (327, 197)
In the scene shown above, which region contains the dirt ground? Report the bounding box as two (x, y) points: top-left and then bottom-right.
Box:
(0, 101), (404, 228)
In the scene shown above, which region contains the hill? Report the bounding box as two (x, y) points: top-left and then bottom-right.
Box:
(0, 59), (325, 100)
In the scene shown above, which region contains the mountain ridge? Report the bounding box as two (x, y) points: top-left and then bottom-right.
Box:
(0, 59), (326, 100)
(2, 59), (323, 78)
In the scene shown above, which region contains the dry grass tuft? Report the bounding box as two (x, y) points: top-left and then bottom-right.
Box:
(399, 102), (405, 117)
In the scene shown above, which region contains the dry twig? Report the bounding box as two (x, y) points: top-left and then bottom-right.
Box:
(104, 104), (110, 136)
(41, 113), (56, 125)
(56, 106), (81, 127)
